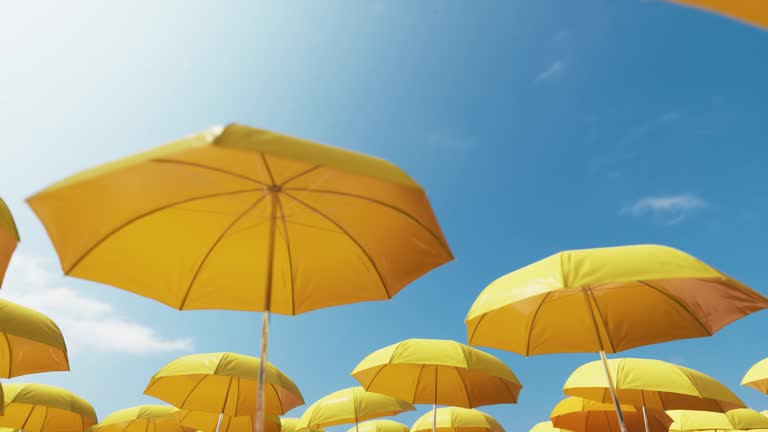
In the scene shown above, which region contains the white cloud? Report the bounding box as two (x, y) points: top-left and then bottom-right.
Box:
(535, 61), (562, 82)
(621, 194), (709, 224)
(1, 253), (194, 354)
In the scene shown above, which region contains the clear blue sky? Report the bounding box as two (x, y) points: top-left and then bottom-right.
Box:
(1, 1), (767, 431)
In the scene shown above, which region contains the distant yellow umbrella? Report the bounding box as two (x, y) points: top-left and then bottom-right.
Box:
(666, 1), (768, 30)
(174, 409), (280, 432)
(0, 383), (97, 432)
(564, 357), (744, 413)
(349, 420), (409, 432)
(145, 352), (303, 417)
(296, 387), (414, 432)
(280, 418), (323, 432)
(528, 422), (566, 432)
(410, 407), (504, 432)
(92, 405), (194, 432)
(466, 244), (768, 432)
(550, 397), (672, 432)
(667, 409), (768, 431)
(0, 198), (19, 288)
(741, 358), (768, 394)
(27, 123), (453, 432)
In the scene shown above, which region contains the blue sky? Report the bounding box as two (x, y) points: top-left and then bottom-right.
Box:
(1, 1), (768, 431)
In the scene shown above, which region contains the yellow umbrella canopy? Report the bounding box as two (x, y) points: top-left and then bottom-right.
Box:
(352, 339), (521, 408)
(0, 197), (19, 288)
(528, 422), (567, 432)
(0, 383), (97, 432)
(280, 418), (324, 432)
(145, 352), (303, 417)
(667, 409), (768, 431)
(741, 358), (768, 394)
(0, 298), (69, 377)
(550, 397), (672, 432)
(666, 1), (768, 30)
(296, 387), (414, 430)
(564, 357), (744, 412)
(349, 420), (409, 432)
(174, 409), (280, 432)
(410, 407), (504, 432)
(92, 405), (195, 432)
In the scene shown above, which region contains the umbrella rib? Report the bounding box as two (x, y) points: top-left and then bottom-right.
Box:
(637, 281), (713, 336)
(275, 195), (297, 316)
(152, 158), (268, 186)
(271, 379), (286, 415)
(177, 375), (209, 409)
(586, 288), (618, 353)
(220, 376), (235, 415)
(412, 364), (427, 403)
(497, 376), (520, 403)
(177, 194), (270, 309)
(283, 188), (452, 257)
(260, 154), (277, 185)
(3, 331), (12, 378)
(454, 367), (472, 408)
(65, 187), (265, 275)
(279, 165), (321, 187)
(282, 191), (389, 299)
(525, 292), (551, 356)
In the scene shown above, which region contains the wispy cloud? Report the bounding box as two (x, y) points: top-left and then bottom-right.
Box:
(535, 61), (563, 82)
(2, 253), (194, 354)
(621, 194), (709, 225)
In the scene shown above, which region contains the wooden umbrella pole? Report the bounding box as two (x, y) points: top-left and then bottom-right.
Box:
(599, 350), (628, 432)
(641, 403), (650, 432)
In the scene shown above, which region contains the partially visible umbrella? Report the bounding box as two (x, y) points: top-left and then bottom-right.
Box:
(666, 1), (768, 30)
(349, 420), (408, 432)
(550, 397), (672, 432)
(0, 383), (97, 432)
(174, 409), (280, 432)
(92, 405), (194, 432)
(667, 409), (768, 431)
(0, 197), (19, 288)
(528, 422), (566, 432)
(741, 358), (768, 394)
(145, 352), (303, 417)
(280, 418), (323, 432)
(410, 407), (504, 432)
(296, 387), (414, 432)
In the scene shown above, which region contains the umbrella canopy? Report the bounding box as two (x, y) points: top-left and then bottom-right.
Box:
(528, 422), (566, 432)
(296, 387), (414, 430)
(351, 338), (521, 408)
(466, 244), (768, 355)
(0, 383), (97, 432)
(0, 298), (69, 378)
(666, 1), (768, 30)
(280, 418), (324, 432)
(92, 405), (194, 432)
(410, 408), (504, 432)
(174, 409), (280, 432)
(145, 352), (303, 416)
(564, 357), (744, 412)
(741, 358), (768, 394)
(0, 197), (19, 288)
(667, 409), (768, 431)
(349, 420), (409, 432)
(550, 397), (672, 432)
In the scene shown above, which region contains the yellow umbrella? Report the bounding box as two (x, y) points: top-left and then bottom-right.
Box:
(564, 357), (744, 415)
(666, 1), (768, 30)
(410, 407), (504, 432)
(667, 409), (768, 431)
(296, 387), (414, 432)
(349, 420), (409, 432)
(0, 299), (69, 378)
(352, 339), (520, 432)
(0, 198), (19, 288)
(528, 422), (567, 432)
(280, 418), (324, 432)
(27, 123), (453, 432)
(174, 409), (280, 432)
(741, 358), (768, 394)
(145, 352), (303, 417)
(0, 383), (97, 432)
(466, 244), (768, 432)
(550, 397), (672, 432)
(92, 405), (194, 432)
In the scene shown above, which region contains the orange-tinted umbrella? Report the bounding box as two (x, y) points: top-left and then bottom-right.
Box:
(667, 1), (768, 30)
(0, 198), (19, 288)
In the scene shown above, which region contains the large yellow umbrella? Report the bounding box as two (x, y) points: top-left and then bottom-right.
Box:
(296, 387), (414, 432)
(667, 409), (768, 431)
(666, 1), (768, 30)
(0, 298), (69, 378)
(145, 352), (303, 417)
(410, 407), (504, 432)
(352, 339), (520, 432)
(0, 198), (19, 288)
(349, 420), (409, 432)
(741, 358), (768, 394)
(0, 383), (97, 432)
(563, 357), (744, 432)
(27, 123), (453, 432)
(528, 422), (566, 432)
(550, 397), (672, 432)
(466, 244), (768, 432)
(92, 405), (194, 432)
(174, 409), (280, 432)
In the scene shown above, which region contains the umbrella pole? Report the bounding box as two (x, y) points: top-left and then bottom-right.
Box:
(599, 350), (627, 432)
(256, 193), (278, 432)
(641, 403), (650, 432)
(356, 423), (360, 432)
(216, 412), (223, 432)
(433, 368), (438, 432)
